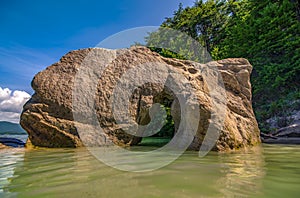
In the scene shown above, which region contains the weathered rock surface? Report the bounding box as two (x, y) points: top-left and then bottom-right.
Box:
(20, 46), (260, 151)
(263, 109), (300, 144)
(262, 121), (300, 144)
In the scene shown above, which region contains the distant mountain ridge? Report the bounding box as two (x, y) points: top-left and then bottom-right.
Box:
(0, 121), (27, 134)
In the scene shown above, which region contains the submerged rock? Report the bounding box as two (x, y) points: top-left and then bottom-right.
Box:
(20, 47), (260, 151)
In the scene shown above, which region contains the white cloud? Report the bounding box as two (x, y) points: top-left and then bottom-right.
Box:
(0, 87), (30, 123)
(0, 87), (12, 100)
(0, 112), (21, 123)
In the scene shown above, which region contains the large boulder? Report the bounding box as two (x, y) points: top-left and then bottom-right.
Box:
(20, 46), (260, 151)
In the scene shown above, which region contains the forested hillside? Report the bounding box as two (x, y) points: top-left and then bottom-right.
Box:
(0, 121), (26, 134)
(147, 0), (300, 133)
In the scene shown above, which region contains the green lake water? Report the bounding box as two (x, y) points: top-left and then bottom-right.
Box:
(0, 144), (300, 198)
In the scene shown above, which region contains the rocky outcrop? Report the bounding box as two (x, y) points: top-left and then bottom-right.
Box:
(262, 109), (300, 144)
(20, 46), (260, 151)
(262, 118), (300, 144)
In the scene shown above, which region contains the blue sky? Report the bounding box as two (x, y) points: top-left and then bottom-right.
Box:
(0, 0), (194, 122)
(0, 0), (194, 93)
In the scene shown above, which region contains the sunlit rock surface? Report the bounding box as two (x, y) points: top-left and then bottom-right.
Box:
(20, 46), (260, 151)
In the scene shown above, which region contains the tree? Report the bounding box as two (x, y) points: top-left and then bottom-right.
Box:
(220, 0), (300, 99)
(159, 0), (230, 59)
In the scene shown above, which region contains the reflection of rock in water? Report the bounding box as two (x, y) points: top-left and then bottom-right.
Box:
(0, 149), (24, 197)
(6, 147), (267, 197)
(7, 148), (144, 197)
(216, 146), (265, 197)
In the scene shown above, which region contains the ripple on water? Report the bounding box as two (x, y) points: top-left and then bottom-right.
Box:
(0, 145), (299, 198)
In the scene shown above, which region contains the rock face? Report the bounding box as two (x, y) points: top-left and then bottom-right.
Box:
(262, 109), (300, 144)
(20, 46), (260, 151)
(262, 110), (300, 144)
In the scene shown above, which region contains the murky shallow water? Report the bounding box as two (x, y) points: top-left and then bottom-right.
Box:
(0, 144), (299, 198)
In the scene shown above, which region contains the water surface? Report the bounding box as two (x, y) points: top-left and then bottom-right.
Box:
(0, 144), (299, 198)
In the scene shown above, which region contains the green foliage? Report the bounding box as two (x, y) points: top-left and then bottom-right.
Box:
(160, 0), (231, 59)
(220, 0), (300, 100)
(138, 137), (171, 147)
(154, 106), (175, 138)
(147, 47), (187, 60)
(146, 27), (211, 62)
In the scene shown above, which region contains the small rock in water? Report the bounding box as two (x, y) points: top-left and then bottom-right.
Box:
(0, 137), (25, 148)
